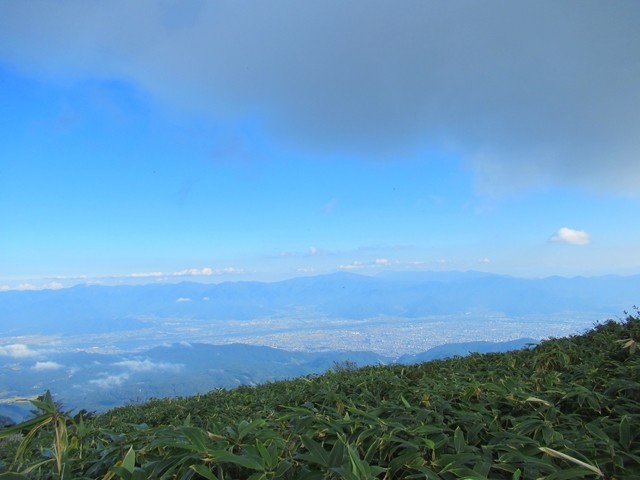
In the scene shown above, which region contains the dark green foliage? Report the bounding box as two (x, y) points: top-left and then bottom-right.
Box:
(2, 314), (640, 478)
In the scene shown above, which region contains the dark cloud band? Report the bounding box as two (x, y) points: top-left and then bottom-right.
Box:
(1, 0), (638, 194)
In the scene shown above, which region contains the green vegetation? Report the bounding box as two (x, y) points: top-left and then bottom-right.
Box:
(1, 313), (639, 479)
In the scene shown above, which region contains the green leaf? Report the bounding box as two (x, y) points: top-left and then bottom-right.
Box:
(110, 466), (132, 479)
(538, 447), (604, 477)
(130, 468), (147, 480)
(443, 467), (485, 478)
(619, 415), (631, 450)
(454, 426), (466, 454)
(255, 438), (269, 458)
(346, 442), (369, 478)
(301, 435), (330, 468)
(0, 413), (51, 439)
(29, 390), (56, 414)
(328, 439), (346, 468)
(544, 467), (605, 480)
(14, 416), (54, 463)
(181, 426), (209, 453)
(209, 450), (264, 471)
(237, 418), (267, 441)
(190, 464), (220, 480)
(330, 466), (361, 480)
(524, 396), (551, 407)
(20, 458), (55, 475)
(183, 413), (192, 427)
(122, 446), (136, 473)
(275, 460), (293, 477)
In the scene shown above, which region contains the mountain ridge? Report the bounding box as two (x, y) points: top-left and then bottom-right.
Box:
(1, 271), (637, 335)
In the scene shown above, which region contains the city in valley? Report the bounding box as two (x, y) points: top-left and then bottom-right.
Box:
(0, 271), (635, 418)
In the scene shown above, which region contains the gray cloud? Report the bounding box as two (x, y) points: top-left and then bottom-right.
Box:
(1, 1), (638, 194)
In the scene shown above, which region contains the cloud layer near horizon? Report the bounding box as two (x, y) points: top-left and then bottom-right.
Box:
(1, 1), (639, 194)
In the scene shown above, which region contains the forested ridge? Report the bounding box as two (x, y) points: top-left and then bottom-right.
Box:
(1, 313), (639, 479)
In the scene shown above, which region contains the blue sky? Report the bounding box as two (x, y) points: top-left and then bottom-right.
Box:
(1, 1), (640, 289)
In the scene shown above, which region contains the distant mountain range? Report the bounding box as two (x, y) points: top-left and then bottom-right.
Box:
(1, 271), (637, 335)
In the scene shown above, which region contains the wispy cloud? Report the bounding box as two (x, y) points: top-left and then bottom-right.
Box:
(550, 227), (591, 245)
(296, 267), (317, 274)
(338, 257), (443, 271)
(114, 359), (183, 374)
(90, 373), (130, 389)
(172, 267), (214, 276)
(339, 261), (368, 271)
(9, 267), (246, 291)
(129, 271), (164, 278)
(176, 297), (192, 303)
(277, 246), (329, 259)
(339, 258), (392, 271)
(0, 344), (39, 358)
(129, 267), (242, 278)
(0, 280), (72, 291)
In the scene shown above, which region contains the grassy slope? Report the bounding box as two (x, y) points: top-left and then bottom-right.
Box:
(1, 315), (639, 479)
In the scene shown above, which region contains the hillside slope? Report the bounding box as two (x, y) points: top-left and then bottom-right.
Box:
(2, 314), (639, 479)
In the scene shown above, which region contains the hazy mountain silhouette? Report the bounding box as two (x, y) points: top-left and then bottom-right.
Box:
(1, 271), (637, 335)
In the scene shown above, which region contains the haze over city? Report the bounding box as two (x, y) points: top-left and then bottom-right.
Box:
(1, 1), (640, 290)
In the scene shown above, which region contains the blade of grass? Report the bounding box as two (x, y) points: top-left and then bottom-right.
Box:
(538, 447), (604, 477)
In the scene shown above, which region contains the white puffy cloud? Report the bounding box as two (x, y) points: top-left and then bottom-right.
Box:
(0, 344), (38, 358)
(32, 361), (63, 371)
(550, 227), (591, 245)
(176, 297), (192, 302)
